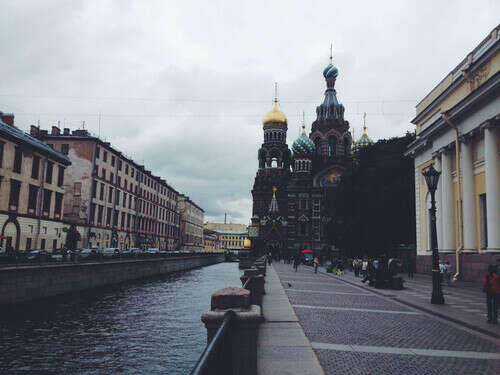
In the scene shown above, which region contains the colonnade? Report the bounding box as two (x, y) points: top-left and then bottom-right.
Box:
(432, 125), (499, 253)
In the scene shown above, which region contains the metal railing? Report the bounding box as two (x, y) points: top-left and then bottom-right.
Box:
(190, 276), (254, 375)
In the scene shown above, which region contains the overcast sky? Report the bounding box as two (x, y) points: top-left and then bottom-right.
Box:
(1, 1), (498, 224)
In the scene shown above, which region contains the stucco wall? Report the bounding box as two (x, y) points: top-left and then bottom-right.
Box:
(0, 255), (224, 306)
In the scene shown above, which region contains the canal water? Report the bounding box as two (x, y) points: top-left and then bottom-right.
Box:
(0, 262), (241, 375)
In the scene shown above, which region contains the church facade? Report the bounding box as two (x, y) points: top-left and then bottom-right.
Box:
(250, 55), (352, 256)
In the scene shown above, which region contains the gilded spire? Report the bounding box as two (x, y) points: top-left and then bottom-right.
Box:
(274, 81), (278, 105)
(263, 82), (287, 127)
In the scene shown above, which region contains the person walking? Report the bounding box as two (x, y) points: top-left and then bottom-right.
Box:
(313, 256), (319, 273)
(482, 265), (500, 324)
(407, 258), (415, 279)
(293, 255), (300, 272)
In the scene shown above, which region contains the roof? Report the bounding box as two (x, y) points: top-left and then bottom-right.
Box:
(213, 229), (248, 235)
(0, 120), (71, 165)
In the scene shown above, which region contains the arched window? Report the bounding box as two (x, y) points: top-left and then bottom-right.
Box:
(314, 138), (321, 155)
(271, 157), (278, 168)
(328, 136), (337, 156)
(344, 137), (350, 156)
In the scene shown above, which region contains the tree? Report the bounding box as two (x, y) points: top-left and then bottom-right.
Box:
(324, 132), (416, 257)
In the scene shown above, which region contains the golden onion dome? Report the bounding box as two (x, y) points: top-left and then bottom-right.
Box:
(263, 99), (287, 127)
(243, 238), (251, 249)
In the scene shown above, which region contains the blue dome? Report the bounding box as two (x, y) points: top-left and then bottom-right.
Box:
(292, 129), (315, 157)
(324, 64), (338, 79)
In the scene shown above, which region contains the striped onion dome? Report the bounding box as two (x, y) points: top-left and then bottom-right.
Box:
(292, 125), (315, 157)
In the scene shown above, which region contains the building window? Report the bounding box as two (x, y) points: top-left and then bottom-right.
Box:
(115, 190), (120, 205)
(101, 168), (106, 179)
(40, 238), (46, 250)
(103, 151), (108, 162)
(125, 164), (129, 174)
(121, 212), (125, 228)
(28, 184), (38, 211)
(96, 146), (100, 159)
(9, 179), (21, 208)
(97, 205), (104, 224)
(118, 159), (122, 171)
(55, 192), (63, 216)
(32, 155), (40, 179)
(328, 136), (337, 156)
(113, 211), (118, 226)
(52, 239), (57, 251)
(74, 182), (82, 196)
(111, 155), (115, 167)
(45, 161), (53, 184)
(480, 194), (488, 249)
(13, 147), (22, 173)
(108, 187), (113, 203)
(92, 180), (97, 198)
(89, 203), (96, 224)
(61, 144), (69, 155)
(110, 172), (114, 184)
(106, 207), (112, 225)
(0, 141), (4, 168)
(43, 189), (52, 214)
(100, 182), (105, 200)
(26, 238), (32, 250)
(57, 166), (64, 187)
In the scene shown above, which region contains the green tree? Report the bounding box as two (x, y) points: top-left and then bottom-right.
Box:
(325, 132), (416, 257)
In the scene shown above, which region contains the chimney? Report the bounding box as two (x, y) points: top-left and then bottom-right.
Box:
(30, 125), (40, 136)
(63, 128), (70, 135)
(51, 126), (60, 136)
(0, 112), (15, 126)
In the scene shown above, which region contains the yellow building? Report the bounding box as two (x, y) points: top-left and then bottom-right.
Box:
(406, 25), (500, 281)
(0, 112), (71, 252)
(204, 223), (249, 252)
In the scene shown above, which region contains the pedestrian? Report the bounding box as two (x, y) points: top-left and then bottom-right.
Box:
(444, 261), (452, 286)
(353, 259), (359, 277)
(439, 261), (446, 283)
(361, 258), (368, 278)
(407, 258), (415, 279)
(482, 265), (500, 324)
(313, 256), (319, 273)
(293, 255), (300, 272)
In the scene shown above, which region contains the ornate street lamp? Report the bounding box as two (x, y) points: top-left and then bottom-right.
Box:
(422, 165), (445, 304)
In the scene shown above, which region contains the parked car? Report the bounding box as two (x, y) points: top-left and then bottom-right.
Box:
(130, 248), (144, 256)
(102, 248), (120, 258)
(50, 253), (64, 262)
(119, 248), (133, 257)
(79, 248), (98, 259)
(25, 250), (48, 261)
(146, 248), (160, 256)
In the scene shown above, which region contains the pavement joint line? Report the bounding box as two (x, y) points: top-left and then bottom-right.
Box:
(311, 342), (500, 360)
(293, 304), (420, 315)
(306, 267), (500, 340)
(285, 289), (373, 296)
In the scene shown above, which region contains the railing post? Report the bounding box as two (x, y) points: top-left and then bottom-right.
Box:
(241, 270), (265, 307)
(201, 287), (261, 375)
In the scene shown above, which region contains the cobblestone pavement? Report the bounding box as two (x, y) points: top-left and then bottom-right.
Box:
(273, 262), (500, 375)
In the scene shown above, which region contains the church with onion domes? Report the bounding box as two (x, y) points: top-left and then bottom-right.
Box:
(249, 52), (352, 257)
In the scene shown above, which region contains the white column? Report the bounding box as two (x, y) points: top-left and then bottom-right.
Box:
(485, 126), (500, 251)
(441, 150), (455, 252)
(461, 140), (477, 251)
(433, 155), (443, 250)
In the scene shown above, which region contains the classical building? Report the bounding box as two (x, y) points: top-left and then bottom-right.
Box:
(0, 112), (71, 251)
(203, 228), (220, 251)
(216, 229), (249, 251)
(406, 25), (500, 281)
(250, 54), (352, 256)
(31, 126), (181, 250)
(177, 194), (204, 250)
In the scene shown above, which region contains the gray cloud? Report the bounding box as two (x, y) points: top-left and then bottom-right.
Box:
(1, 0), (498, 223)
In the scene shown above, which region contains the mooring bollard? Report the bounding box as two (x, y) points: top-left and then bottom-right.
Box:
(202, 287), (261, 375)
(240, 273), (265, 307)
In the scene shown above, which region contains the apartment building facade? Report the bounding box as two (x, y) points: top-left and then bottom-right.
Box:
(177, 194), (204, 250)
(31, 126), (181, 250)
(0, 113), (71, 251)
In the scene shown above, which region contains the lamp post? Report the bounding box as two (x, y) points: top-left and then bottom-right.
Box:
(422, 165), (445, 304)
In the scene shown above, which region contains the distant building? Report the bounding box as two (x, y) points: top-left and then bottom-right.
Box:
(31, 126), (180, 250)
(406, 25), (500, 280)
(0, 112), (71, 251)
(177, 195), (204, 250)
(203, 228), (220, 251)
(204, 222), (247, 232)
(204, 222), (248, 251)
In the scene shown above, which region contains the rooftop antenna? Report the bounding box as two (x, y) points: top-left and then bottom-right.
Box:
(82, 120), (86, 130)
(98, 111), (101, 138)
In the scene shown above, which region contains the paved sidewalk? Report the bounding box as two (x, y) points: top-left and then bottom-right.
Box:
(273, 261), (500, 375)
(324, 268), (500, 338)
(257, 264), (324, 375)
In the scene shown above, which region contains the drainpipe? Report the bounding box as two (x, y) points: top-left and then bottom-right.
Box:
(35, 157), (47, 249)
(442, 113), (463, 281)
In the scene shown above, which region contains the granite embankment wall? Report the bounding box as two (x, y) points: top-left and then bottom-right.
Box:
(0, 255), (225, 306)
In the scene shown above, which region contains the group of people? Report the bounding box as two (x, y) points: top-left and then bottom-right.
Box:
(483, 259), (500, 324)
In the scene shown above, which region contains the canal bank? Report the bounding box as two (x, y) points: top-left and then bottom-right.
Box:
(0, 254), (224, 306)
(0, 262), (240, 375)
